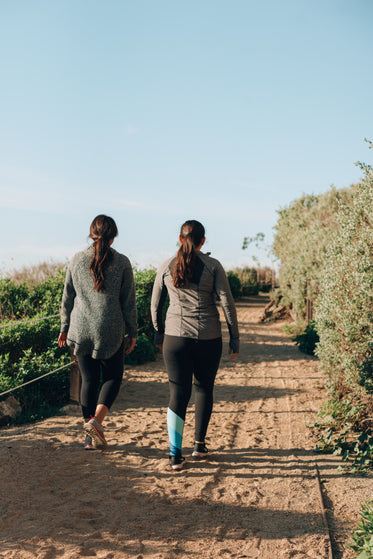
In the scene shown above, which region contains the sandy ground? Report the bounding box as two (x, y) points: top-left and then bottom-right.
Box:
(0, 295), (371, 559)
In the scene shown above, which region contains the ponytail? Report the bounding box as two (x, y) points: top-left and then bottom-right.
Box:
(173, 220), (205, 288)
(89, 215), (118, 292)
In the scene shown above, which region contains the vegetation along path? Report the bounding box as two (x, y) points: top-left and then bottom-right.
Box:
(0, 296), (368, 558)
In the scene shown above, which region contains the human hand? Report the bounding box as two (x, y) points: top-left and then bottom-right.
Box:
(228, 338), (239, 360)
(58, 332), (67, 348)
(228, 347), (238, 360)
(125, 337), (137, 355)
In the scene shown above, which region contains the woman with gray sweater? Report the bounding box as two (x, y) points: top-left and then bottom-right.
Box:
(151, 220), (239, 470)
(58, 215), (137, 450)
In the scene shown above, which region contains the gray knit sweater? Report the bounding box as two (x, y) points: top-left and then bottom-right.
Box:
(60, 247), (138, 359)
(151, 251), (239, 351)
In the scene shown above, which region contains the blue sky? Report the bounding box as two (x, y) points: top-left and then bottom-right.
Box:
(1, 0), (372, 273)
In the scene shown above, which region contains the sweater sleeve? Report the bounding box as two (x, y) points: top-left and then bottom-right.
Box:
(151, 264), (168, 345)
(60, 265), (76, 334)
(214, 261), (240, 352)
(120, 264), (138, 339)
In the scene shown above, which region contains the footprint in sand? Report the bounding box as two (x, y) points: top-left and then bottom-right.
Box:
(109, 516), (122, 534)
(34, 545), (58, 559)
(216, 487), (226, 498)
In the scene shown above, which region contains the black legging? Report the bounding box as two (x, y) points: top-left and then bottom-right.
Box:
(77, 342), (125, 421)
(163, 335), (222, 441)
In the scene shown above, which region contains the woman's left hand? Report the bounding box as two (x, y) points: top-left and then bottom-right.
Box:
(124, 337), (137, 355)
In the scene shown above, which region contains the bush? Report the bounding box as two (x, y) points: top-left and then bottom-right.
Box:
(315, 173), (373, 410)
(0, 267), (65, 321)
(227, 271), (242, 299)
(272, 187), (353, 324)
(126, 333), (157, 366)
(133, 267), (157, 338)
(0, 347), (70, 421)
(349, 501), (373, 557)
(293, 320), (319, 356)
(234, 267), (259, 295)
(0, 315), (61, 363)
(311, 151), (373, 472)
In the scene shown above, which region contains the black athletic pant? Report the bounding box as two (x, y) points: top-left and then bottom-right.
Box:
(163, 335), (222, 441)
(77, 342), (125, 421)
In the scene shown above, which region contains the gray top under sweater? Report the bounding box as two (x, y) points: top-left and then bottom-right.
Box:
(60, 247), (138, 359)
(151, 251), (239, 352)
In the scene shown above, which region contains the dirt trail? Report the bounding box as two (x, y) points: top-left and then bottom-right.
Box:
(0, 296), (368, 558)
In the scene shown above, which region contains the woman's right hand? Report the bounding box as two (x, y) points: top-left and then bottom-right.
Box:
(124, 337), (137, 355)
(228, 347), (238, 360)
(58, 332), (67, 348)
(229, 338), (239, 360)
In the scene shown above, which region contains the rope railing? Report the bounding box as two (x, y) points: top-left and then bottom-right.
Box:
(0, 361), (72, 398)
(0, 314), (59, 329)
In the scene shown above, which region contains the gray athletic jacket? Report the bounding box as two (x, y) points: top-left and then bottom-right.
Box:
(151, 251), (239, 352)
(60, 247), (138, 359)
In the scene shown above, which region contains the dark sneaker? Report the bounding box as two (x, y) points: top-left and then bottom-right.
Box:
(84, 434), (94, 450)
(84, 417), (108, 450)
(192, 442), (209, 458)
(169, 455), (186, 471)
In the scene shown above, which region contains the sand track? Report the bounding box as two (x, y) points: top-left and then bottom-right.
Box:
(0, 296), (368, 558)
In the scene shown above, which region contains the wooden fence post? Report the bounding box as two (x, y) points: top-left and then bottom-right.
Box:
(70, 349), (81, 403)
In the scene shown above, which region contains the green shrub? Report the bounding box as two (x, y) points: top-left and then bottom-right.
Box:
(0, 278), (33, 320)
(237, 267), (259, 295)
(314, 395), (373, 475)
(358, 355), (373, 394)
(272, 187), (353, 324)
(227, 271), (242, 299)
(315, 173), (373, 405)
(349, 501), (373, 557)
(0, 267), (65, 321)
(293, 320), (319, 356)
(0, 347), (70, 422)
(0, 316), (61, 363)
(126, 333), (157, 366)
(134, 267), (157, 338)
(273, 146), (373, 479)
(11, 349), (70, 418)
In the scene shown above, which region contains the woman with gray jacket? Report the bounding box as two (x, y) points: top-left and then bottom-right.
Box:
(151, 219), (239, 470)
(58, 215), (137, 450)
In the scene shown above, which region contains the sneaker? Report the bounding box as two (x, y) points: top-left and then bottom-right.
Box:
(169, 455), (186, 471)
(84, 434), (94, 450)
(84, 417), (108, 450)
(192, 442), (209, 458)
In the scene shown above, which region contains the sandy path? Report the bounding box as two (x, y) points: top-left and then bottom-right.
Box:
(0, 296), (363, 558)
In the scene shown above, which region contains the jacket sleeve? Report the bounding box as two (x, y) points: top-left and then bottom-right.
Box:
(151, 264), (168, 345)
(120, 263), (138, 339)
(214, 261), (240, 352)
(60, 265), (76, 334)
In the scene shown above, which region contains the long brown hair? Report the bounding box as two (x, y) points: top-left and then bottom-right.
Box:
(89, 215), (118, 292)
(173, 220), (205, 288)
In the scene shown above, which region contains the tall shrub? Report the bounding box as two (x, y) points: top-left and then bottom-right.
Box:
(315, 166), (373, 409)
(273, 187), (353, 324)
(227, 271), (242, 299)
